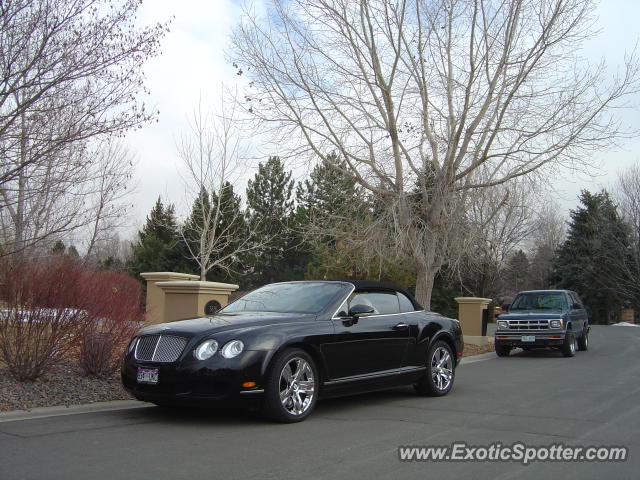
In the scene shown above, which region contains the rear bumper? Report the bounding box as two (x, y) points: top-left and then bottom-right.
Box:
(494, 330), (566, 348)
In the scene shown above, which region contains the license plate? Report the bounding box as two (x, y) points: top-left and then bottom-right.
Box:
(137, 367), (159, 384)
(521, 335), (536, 342)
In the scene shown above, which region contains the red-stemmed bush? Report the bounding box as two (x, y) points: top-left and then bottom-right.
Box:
(76, 270), (144, 377)
(0, 256), (144, 381)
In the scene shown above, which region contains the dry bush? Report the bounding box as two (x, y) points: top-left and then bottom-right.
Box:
(76, 270), (144, 378)
(0, 256), (91, 381)
(0, 256), (144, 381)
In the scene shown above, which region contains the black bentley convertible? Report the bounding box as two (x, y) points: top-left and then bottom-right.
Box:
(121, 280), (463, 422)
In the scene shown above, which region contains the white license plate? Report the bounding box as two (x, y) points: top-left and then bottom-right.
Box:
(521, 335), (536, 342)
(137, 367), (159, 384)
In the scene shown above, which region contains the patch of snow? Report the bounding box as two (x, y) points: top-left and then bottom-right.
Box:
(611, 322), (640, 327)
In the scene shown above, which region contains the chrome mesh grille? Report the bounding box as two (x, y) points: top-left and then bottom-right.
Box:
(507, 320), (550, 330)
(134, 335), (188, 362)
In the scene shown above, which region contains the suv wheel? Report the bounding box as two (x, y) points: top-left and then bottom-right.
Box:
(577, 329), (589, 351)
(495, 344), (511, 357)
(561, 332), (577, 357)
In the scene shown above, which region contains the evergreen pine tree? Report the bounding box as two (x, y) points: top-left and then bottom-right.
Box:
(550, 190), (631, 323)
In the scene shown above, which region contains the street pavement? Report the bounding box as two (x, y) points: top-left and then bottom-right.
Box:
(1, 325), (639, 479)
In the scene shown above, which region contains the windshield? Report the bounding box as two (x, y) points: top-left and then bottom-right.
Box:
(510, 292), (568, 311)
(220, 282), (347, 314)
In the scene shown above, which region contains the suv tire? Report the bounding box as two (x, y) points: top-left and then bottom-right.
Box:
(561, 332), (577, 357)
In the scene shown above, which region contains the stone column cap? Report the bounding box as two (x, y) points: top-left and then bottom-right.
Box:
(454, 297), (493, 305)
(141, 272), (200, 281)
(155, 280), (239, 294)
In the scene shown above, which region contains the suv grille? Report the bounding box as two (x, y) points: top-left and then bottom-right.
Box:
(507, 320), (550, 330)
(134, 335), (188, 362)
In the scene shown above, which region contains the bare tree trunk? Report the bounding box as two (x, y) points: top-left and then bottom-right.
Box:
(415, 263), (436, 311)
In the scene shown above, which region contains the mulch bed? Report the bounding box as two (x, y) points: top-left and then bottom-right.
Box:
(462, 343), (495, 357)
(0, 345), (494, 412)
(0, 361), (132, 412)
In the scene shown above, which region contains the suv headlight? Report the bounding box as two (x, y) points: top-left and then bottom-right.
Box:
(194, 339), (219, 360)
(550, 319), (563, 328)
(497, 320), (509, 329)
(221, 340), (244, 358)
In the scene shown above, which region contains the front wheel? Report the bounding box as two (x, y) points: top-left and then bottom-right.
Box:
(561, 332), (577, 357)
(578, 329), (589, 351)
(415, 341), (455, 396)
(495, 344), (511, 357)
(262, 349), (319, 423)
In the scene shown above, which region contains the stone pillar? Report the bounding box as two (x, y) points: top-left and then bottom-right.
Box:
(140, 272), (200, 324)
(153, 281), (239, 324)
(455, 297), (492, 346)
(621, 308), (635, 324)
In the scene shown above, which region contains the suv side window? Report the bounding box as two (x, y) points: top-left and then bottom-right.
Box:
(397, 292), (416, 313)
(349, 291), (400, 315)
(570, 292), (584, 309)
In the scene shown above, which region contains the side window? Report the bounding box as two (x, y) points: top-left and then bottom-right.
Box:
(397, 292), (415, 313)
(570, 292), (584, 309)
(349, 291), (400, 315)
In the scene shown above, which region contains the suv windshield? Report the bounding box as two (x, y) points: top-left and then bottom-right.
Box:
(510, 292), (568, 311)
(220, 282), (347, 314)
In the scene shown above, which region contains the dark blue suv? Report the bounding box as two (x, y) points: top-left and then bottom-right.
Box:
(495, 290), (589, 357)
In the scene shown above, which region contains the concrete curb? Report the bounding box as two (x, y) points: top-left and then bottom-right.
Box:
(0, 399), (151, 423)
(460, 352), (496, 364)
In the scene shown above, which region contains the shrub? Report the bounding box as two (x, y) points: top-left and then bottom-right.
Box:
(0, 256), (144, 381)
(75, 270), (144, 377)
(0, 256), (92, 381)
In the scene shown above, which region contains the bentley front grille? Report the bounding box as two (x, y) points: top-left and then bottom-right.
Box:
(134, 335), (189, 362)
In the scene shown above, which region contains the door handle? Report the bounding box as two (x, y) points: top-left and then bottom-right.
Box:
(393, 322), (409, 330)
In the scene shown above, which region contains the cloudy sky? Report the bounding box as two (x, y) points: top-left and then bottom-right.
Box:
(122, 0), (640, 236)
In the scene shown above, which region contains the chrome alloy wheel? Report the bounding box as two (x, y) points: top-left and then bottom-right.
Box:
(570, 335), (577, 354)
(279, 357), (315, 416)
(431, 346), (453, 392)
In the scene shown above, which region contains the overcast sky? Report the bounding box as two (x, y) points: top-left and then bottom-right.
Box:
(122, 0), (640, 237)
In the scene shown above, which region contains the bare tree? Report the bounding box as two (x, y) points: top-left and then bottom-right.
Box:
(0, 138), (135, 257)
(458, 178), (537, 297)
(0, 0), (168, 256)
(609, 164), (640, 305)
(177, 92), (265, 281)
(231, 0), (639, 308)
(527, 200), (566, 289)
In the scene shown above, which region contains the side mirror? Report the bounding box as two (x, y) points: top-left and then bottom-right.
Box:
(501, 303), (510, 311)
(348, 304), (375, 319)
(572, 303), (581, 310)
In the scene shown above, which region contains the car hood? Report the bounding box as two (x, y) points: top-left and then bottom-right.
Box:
(499, 311), (566, 320)
(138, 311), (316, 337)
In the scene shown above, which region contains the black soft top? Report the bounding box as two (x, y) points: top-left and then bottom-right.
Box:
(345, 279), (423, 311)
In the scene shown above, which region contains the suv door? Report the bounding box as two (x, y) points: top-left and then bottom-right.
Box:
(322, 291), (412, 380)
(568, 291), (587, 332)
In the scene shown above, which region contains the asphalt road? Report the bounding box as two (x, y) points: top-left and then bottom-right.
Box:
(1, 325), (639, 480)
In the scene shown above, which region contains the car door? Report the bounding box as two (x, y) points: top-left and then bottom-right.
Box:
(321, 290), (412, 380)
(568, 292), (587, 331)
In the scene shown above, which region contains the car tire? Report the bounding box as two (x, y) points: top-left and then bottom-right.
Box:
(262, 348), (319, 423)
(495, 344), (511, 357)
(561, 332), (577, 357)
(577, 329), (589, 351)
(414, 341), (455, 396)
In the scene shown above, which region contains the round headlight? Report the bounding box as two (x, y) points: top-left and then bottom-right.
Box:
(194, 339), (219, 360)
(221, 340), (244, 358)
(497, 321), (508, 329)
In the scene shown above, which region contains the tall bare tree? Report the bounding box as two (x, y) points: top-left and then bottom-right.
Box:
(0, 0), (168, 255)
(177, 92), (265, 281)
(231, 0), (639, 308)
